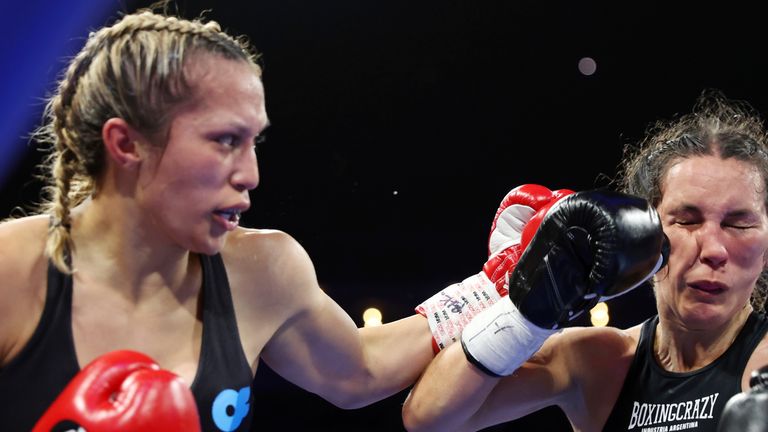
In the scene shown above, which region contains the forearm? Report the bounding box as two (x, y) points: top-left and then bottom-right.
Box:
(402, 342), (499, 432)
(351, 314), (435, 407)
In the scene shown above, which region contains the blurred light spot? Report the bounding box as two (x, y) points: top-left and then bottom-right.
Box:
(392, 190), (399, 196)
(578, 57), (597, 76)
(590, 302), (609, 327)
(363, 307), (383, 327)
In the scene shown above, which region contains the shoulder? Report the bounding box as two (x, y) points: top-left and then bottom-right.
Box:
(540, 325), (640, 426)
(221, 227), (314, 279)
(542, 325), (639, 368)
(0, 215), (50, 364)
(0, 215), (49, 277)
(537, 324), (639, 393)
(0, 214), (49, 246)
(220, 227), (321, 310)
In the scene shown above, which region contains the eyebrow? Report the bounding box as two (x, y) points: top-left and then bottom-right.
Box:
(669, 204), (757, 220)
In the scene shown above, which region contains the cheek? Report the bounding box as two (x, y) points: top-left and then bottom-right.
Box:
(663, 230), (693, 266)
(160, 153), (228, 191)
(728, 235), (768, 269)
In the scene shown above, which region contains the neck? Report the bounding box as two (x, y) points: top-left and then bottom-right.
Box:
(654, 305), (752, 372)
(68, 195), (193, 298)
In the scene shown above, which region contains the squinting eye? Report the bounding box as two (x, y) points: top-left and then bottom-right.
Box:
(727, 224), (753, 230)
(217, 135), (238, 147)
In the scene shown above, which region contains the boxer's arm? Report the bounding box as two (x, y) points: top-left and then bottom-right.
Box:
(258, 233), (433, 409)
(403, 329), (574, 432)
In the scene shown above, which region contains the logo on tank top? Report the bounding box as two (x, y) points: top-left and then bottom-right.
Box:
(626, 392), (719, 431)
(212, 386), (251, 431)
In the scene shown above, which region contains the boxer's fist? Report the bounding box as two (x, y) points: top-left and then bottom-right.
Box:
(510, 189), (669, 329)
(717, 366), (768, 432)
(415, 184), (574, 352)
(33, 350), (201, 432)
(462, 189), (669, 376)
(482, 184), (574, 295)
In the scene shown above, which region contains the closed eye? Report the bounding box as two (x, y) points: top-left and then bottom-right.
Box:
(724, 223), (756, 230)
(674, 220), (698, 226)
(216, 134), (241, 148)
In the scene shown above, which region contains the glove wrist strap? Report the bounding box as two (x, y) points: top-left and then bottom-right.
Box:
(416, 272), (504, 352)
(460, 299), (557, 376)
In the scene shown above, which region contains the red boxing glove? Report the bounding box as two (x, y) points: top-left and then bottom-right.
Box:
(482, 184), (574, 296)
(416, 184), (574, 352)
(33, 350), (201, 432)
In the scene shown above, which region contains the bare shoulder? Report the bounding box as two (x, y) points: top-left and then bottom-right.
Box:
(0, 215), (50, 364)
(541, 324), (640, 428)
(0, 215), (49, 281)
(221, 227), (314, 280)
(531, 324), (638, 386)
(220, 227), (320, 311)
(545, 324), (638, 368)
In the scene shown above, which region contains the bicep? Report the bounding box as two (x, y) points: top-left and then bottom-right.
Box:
(260, 290), (369, 405)
(260, 293), (434, 407)
(230, 230), (366, 400)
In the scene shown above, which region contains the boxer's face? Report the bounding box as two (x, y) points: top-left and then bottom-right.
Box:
(653, 155), (768, 329)
(136, 53), (268, 254)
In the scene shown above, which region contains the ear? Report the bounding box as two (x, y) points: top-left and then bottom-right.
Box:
(102, 118), (142, 168)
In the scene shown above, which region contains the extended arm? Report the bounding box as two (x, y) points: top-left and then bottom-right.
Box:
(257, 232), (433, 409)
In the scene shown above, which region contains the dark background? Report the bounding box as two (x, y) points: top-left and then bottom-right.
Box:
(2, 0), (768, 430)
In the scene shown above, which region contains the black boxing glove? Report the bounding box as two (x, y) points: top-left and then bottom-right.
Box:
(717, 366), (768, 432)
(460, 189), (669, 377)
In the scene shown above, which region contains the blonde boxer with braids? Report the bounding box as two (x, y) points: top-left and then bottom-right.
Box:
(0, 7), (439, 431)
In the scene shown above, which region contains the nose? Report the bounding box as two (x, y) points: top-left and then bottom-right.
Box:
(231, 148), (260, 192)
(696, 223), (728, 268)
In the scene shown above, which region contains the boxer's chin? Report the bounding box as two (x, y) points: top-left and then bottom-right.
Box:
(193, 231), (229, 256)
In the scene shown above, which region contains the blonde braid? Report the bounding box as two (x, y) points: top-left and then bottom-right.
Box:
(34, 22), (110, 273)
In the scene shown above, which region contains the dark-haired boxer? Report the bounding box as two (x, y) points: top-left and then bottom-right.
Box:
(402, 91), (768, 432)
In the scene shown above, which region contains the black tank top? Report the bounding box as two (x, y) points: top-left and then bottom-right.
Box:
(0, 254), (255, 431)
(602, 312), (768, 432)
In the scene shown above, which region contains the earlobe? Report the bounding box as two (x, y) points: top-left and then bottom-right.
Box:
(102, 118), (142, 168)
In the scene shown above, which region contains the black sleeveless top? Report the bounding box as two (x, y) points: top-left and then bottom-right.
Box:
(0, 254), (255, 432)
(602, 312), (768, 432)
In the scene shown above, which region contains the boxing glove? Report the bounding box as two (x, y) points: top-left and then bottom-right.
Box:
(717, 365), (768, 432)
(416, 184), (574, 352)
(33, 350), (201, 432)
(461, 189), (669, 376)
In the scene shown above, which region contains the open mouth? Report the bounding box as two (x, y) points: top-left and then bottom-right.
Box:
(214, 209), (241, 224)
